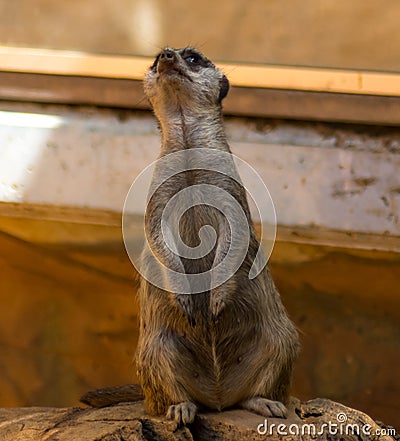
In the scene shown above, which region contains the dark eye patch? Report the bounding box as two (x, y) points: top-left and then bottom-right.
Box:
(185, 54), (201, 64)
(180, 48), (213, 68)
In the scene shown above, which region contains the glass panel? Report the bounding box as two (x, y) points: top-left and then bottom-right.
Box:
(0, 0), (399, 72)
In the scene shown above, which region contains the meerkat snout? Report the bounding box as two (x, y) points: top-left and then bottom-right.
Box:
(157, 49), (179, 75)
(159, 48), (175, 61)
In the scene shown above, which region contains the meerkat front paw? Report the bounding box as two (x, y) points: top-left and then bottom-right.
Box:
(175, 295), (196, 326)
(166, 401), (197, 425)
(241, 397), (288, 418)
(210, 290), (226, 321)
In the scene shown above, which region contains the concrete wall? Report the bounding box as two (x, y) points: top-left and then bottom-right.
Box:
(1, 102), (399, 241)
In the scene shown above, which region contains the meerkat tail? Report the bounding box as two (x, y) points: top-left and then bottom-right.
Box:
(80, 384), (144, 408)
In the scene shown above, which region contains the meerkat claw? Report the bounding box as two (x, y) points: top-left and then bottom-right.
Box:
(166, 401), (197, 426)
(241, 397), (288, 418)
(210, 266), (236, 320)
(176, 295), (195, 326)
(210, 295), (225, 321)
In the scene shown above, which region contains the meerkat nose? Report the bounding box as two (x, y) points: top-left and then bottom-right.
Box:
(158, 49), (178, 74)
(160, 49), (175, 61)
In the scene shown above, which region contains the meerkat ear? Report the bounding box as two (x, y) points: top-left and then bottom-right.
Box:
(218, 75), (230, 102)
(150, 53), (161, 71)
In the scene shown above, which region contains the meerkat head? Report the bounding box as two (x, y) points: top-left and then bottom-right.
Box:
(143, 47), (230, 115)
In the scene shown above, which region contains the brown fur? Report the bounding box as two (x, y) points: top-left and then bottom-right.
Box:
(81, 48), (299, 425)
(136, 48), (300, 425)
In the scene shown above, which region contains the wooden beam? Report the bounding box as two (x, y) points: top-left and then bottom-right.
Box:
(1, 46), (400, 96)
(0, 71), (148, 110)
(1, 71), (400, 125)
(226, 87), (400, 125)
(0, 46), (149, 81)
(2, 46), (400, 124)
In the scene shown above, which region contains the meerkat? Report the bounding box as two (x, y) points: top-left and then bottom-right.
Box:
(81, 47), (300, 426)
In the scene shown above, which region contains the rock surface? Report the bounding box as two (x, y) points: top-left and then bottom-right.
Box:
(0, 398), (397, 440)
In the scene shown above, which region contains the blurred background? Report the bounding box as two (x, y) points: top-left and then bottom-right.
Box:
(0, 0), (399, 433)
(1, 0), (400, 70)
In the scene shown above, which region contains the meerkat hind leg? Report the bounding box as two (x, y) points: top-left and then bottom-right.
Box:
(166, 401), (197, 425)
(240, 396), (287, 418)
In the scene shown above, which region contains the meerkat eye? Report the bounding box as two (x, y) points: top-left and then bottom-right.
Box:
(185, 54), (201, 65)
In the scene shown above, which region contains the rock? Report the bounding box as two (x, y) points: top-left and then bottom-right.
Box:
(0, 398), (397, 440)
